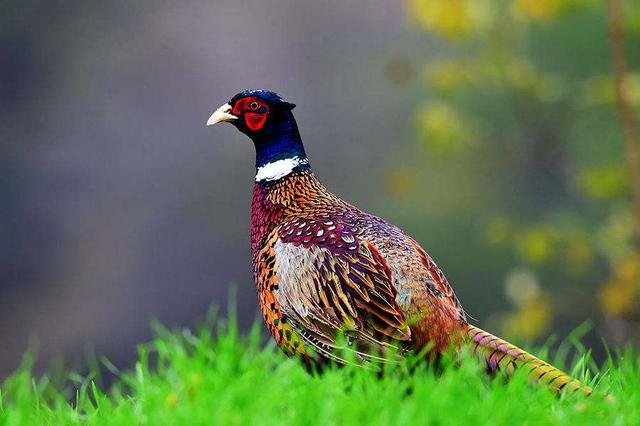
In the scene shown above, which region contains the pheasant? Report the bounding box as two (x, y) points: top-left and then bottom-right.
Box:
(206, 89), (591, 395)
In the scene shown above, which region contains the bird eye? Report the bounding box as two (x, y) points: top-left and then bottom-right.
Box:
(249, 101), (260, 110)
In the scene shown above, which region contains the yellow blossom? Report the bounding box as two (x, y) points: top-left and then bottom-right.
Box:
(516, 228), (555, 264)
(501, 293), (553, 341)
(599, 255), (640, 316)
(415, 101), (473, 154)
(489, 269), (552, 341)
(577, 165), (627, 200)
(407, 0), (490, 40)
(596, 208), (635, 262)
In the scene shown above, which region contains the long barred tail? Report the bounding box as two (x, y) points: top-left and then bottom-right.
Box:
(466, 325), (592, 395)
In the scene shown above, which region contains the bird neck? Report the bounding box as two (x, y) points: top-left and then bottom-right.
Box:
(250, 168), (327, 259)
(251, 112), (310, 182)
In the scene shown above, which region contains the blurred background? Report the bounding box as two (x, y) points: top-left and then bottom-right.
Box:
(1, 0), (639, 379)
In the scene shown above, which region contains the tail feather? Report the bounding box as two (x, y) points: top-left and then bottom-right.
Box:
(466, 325), (592, 395)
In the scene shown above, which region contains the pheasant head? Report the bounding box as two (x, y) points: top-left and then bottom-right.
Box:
(207, 89), (309, 181)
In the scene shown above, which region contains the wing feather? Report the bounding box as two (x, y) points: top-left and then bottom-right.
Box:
(273, 227), (411, 364)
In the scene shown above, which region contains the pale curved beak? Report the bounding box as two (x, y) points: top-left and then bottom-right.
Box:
(206, 103), (238, 126)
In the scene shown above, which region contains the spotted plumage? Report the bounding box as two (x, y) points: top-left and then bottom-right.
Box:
(206, 89), (591, 395)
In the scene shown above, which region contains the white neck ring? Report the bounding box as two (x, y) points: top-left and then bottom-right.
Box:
(255, 156), (308, 182)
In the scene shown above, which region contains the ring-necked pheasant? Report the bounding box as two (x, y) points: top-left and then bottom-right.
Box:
(206, 89), (591, 395)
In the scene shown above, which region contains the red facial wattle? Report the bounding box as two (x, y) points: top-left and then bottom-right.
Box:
(245, 112), (268, 131)
(232, 96), (269, 132)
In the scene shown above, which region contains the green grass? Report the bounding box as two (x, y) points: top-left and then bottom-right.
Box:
(0, 317), (638, 425)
